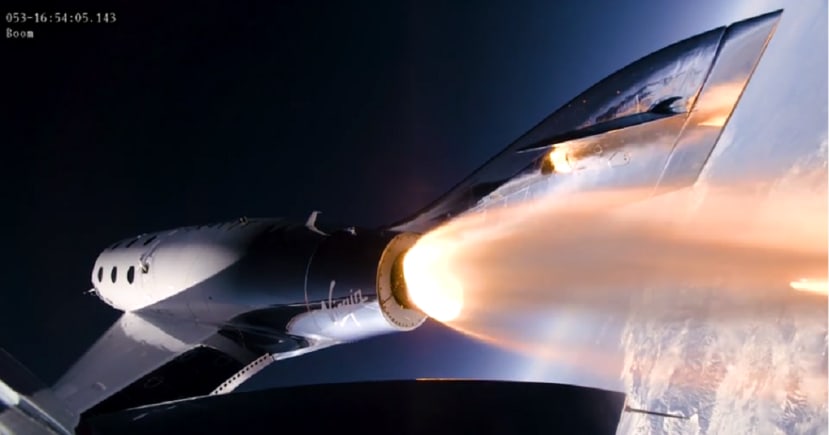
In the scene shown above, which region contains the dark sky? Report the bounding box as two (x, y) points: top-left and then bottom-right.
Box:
(4, 0), (734, 394)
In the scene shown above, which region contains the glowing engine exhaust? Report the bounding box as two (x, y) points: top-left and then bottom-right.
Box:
(398, 237), (464, 322)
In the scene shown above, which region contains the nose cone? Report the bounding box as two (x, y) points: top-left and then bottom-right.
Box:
(91, 237), (152, 311)
(90, 224), (260, 313)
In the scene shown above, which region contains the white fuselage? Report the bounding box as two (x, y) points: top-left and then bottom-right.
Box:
(91, 219), (269, 313)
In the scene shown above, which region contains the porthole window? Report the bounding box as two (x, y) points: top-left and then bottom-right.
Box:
(97, 267), (103, 282)
(142, 235), (157, 246)
(111, 266), (118, 283)
(127, 266), (135, 284)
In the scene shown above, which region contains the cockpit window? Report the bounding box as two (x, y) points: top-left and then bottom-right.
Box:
(97, 267), (103, 282)
(111, 266), (118, 283)
(125, 237), (140, 248)
(143, 235), (157, 246)
(126, 266), (135, 284)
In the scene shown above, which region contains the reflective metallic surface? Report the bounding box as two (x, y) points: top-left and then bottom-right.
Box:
(396, 7), (826, 434)
(391, 11), (782, 233)
(52, 224), (426, 426)
(656, 12), (780, 190)
(615, 2), (827, 432)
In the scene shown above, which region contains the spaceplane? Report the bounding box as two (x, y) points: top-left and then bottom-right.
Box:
(0, 10), (781, 434)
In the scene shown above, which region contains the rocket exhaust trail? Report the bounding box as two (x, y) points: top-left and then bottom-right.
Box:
(403, 186), (827, 364)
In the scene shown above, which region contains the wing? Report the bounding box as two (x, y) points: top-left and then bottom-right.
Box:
(53, 308), (332, 427)
(389, 11), (781, 233)
(82, 380), (627, 435)
(51, 312), (217, 423)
